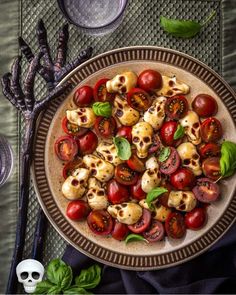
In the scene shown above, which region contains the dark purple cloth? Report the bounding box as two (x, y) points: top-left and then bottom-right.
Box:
(62, 222), (236, 294)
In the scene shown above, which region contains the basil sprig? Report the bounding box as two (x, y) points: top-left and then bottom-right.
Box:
(220, 141), (236, 178)
(92, 102), (112, 118)
(146, 187), (168, 210)
(125, 234), (148, 244)
(113, 136), (132, 160)
(158, 147), (170, 162)
(34, 259), (101, 294)
(160, 10), (216, 39)
(173, 124), (185, 140)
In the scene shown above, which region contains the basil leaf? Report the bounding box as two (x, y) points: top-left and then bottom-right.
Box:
(92, 102), (112, 118)
(113, 136), (132, 160)
(158, 147), (170, 162)
(125, 234), (148, 244)
(34, 280), (54, 294)
(75, 264), (101, 290)
(46, 259), (72, 289)
(146, 187), (168, 210)
(173, 124), (185, 140)
(220, 141), (236, 177)
(47, 286), (62, 294)
(64, 286), (92, 294)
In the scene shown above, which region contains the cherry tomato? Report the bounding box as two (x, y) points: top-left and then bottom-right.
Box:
(87, 210), (113, 236)
(93, 78), (115, 102)
(76, 131), (98, 155)
(165, 95), (189, 120)
(127, 153), (145, 172)
(165, 212), (186, 239)
(148, 134), (162, 154)
(112, 221), (129, 241)
(54, 136), (78, 161)
(107, 179), (130, 204)
(160, 121), (182, 147)
(127, 88), (151, 111)
(66, 200), (90, 221)
(62, 158), (83, 179)
(130, 176), (146, 200)
(170, 168), (196, 190)
(158, 180), (172, 208)
(159, 147), (180, 175)
(115, 163), (138, 186)
(73, 85), (93, 106)
(116, 126), (132, 143)
(193, 177), (220, 203)
(137, 69), (162, 92)
(198, 143), (221, 159)
(128, 209), (152, 234)
(192, 94), (218, 118)
(94, 116), (117, 138)
(202, 157), (221, 181)
(185, 208), (207, 230)
(200, 118), (223, 143)
(62, 117), (88, 137)
(143, 220), (165, 242)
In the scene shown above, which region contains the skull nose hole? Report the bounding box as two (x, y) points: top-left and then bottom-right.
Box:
(32, 272), (40, 280)
(20, 272), (28, 280)
(28, 279), (32, 283)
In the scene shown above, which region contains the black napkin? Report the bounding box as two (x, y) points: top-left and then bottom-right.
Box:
(62, 222), (236, 294)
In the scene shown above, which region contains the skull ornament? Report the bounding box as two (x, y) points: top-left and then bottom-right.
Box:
(132, 122), (153, 158)
(16, 259), (44, 293)
(106, 71), (138, 93)
(168, 191), (197, 212)
(180, 111), (201, 145)
(156, 75), (190, 97)
(66, 107), (96, 128)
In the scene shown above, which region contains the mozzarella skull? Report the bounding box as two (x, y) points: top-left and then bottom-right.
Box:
(132, 122), (153, 158)
(168, 191), (197, 212)
(144, 96), (167, 130)
(96, 141), (124, 166)
(180, 111), (201, 145)
(66, 107), (96, 128)
(156, 75), (190, 97)
(86, 178), (109, 210)
(106, 71), (138, 93)
(141, 156), (161, 193)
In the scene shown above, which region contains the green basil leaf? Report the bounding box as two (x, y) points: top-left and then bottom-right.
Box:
(47, 286), (62, 294)
(113, 136), (132, 160)
(34, 280), (54, 294)
(173, 124), (185, 140)
(220, 141), (236, 177)
(125, 234), (148, 244)
(92, 102), (112, 118)
(75, 264), (101, 290)
(46, 259), (72, 289)
(158, 147), (170, 162)
(64, 286), (92, 295)
(146, 187), (168, 210)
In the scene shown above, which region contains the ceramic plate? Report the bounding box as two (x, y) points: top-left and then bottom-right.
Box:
(33, 46), (236, 270)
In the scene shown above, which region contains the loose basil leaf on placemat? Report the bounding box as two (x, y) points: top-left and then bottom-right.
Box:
(75, 264), (101, 290)
(92, 102), (112, 118)
(146, 187), (168, 210)
(113, 136), (132, 160)
(46, 259), (72, 289)
(34, 281), (54, 294)
(47, 286), (62, 294)
(158, 147), (170, 162)
(220, 141), (236, 177)
(174, 124), (185, 140)
(125, 234), (148, 244)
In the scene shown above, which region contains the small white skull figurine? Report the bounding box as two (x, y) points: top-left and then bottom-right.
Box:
(16, 259), (44, 293)
(132, 122), (153, 158)
(168, 191), (197, 212)
(156, 75), (190, 97)
(106, 71), (138, 93)
(180, 111), (201, 145)
(66, 107), (96, 128)
(177, 142), (202, 176)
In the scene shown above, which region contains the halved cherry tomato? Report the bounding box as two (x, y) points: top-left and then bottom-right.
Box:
(62, 117), (88, 137)
(130, 176), (146, 200)
(128, 209), (151, 234)
(165, 212), (186, 239)
(87, 210), (113, 236)
(160, 121), (182, 147)
(54, 136), (78, 161)
(62, 158), (83, 179)
(158, 179), (172, 208)
(159, 147), (180, 175)
(192, 94), (218, 118)
(143, 220), (165, 242)
(112, 221), (129, 241)
(137, 69), (162, 92)
(165, 95), (189, 120)
(116, 126), (132, 143)
(76, 130), (98, 155)
(127, 153), (145, 172)
(202, 157), (221, 181)
(93, 78), (115, 102)
(94, 116), (117, 138)
(115, 163), (138, 186)
(185, 208), (207, 230)
(66, 200), (90, 221)
(200, 118), (223, 143)
(73, 85), (93, 106)
(107, 179), (130, 204)
(193, 177), (220, 203)
(127, 88), (151, 111)
(198, 143), (221, 159)
(170, 167), (196, 190)
(148, 133), (162, 154)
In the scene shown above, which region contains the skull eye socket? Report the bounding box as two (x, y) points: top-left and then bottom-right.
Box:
(32, 272), (40, 280)
(143, 136), (150, 143)
(192, 154), (199, 160)
(133, 136), (140, 143)
(20, 272), (28, 280)
(119, 76), (125, 83)
(183, 159), (190, 165)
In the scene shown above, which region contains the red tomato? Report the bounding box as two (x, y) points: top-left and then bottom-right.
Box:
(128, 209), (151, 234)
(115, 163), (138, 186)
(192, 94), (218, 117)
(159, 147), (180, 175)
(130, 177), (146, 200)
(170, 168), (196, 190)
(138, 69), (162, 92)
(66, 200), (90, 221)
(54, 136), (78, 161)
(73, 85), (93, 106)
(127, 88), (151, 111)
(107, 179), (130, 204)
(62, 158), (83, 179)
(193, 177), (220, 203)
(200, 118), (223, 143)
(185, 208), (207, 230)
(158, 182), (171, 208)
(127, 153), (145, 172)
(62, 117), (88, 137)
(116, 126), (132, 143)
(160, 121), (182, 147)
(76, 131), (98, 155)
(148, 134), (162, 154)
(198, 143), (221, 159)
(87, 210), (113, 236)
(93, 78), (115, 102)
(112, 221), (129, 241)
(165, 95), (189, 120)
(94, 116), (117, 138)
(165, 212), (186, 239)
(202, 157), (221, 181)
(143, 220), (165, 242)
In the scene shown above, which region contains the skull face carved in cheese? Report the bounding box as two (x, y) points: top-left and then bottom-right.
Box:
(106, 71), (138, 94)
(132, 122), (153, 158)
(180, 111), (201, 145)
(156, 75), (190, 97)
(96, 141), (124, 166)
(168, 191), (197, 212)
(66, 107), (96, 128)
(86, 177), (109, 210)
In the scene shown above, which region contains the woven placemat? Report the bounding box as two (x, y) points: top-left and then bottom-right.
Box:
(20, 0), (222, 265)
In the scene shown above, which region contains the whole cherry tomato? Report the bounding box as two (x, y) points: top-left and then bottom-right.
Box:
(200, 117), (223, 143)
(87, 210), (113, 236)
(130, 176), (146, 200)
(94, 116), (117, 138)
(137, 69), (162, 92)
(127, 153), (145, 172)
(76, 130), (98, 155)
(66, 200), (90, 221)
(115, 163), (138, 186)
(170, 167), (196, 190)
(112, 221), (129, 241)
(116, 126), (132, 143)
(165, 212), (186, 239)
(62, 117), (88, 137)
(73, 85), (93, 106)
(192, 94), (218, 117)
(165, 95), (189, 120)
(93, 78), (115, 102)
(54, 136), (78, 161)
(160, 121), (182, 147)
(107, 179), (130, 204)
(202, 157), (221, 181)
(198, 142), (221, 159)
(185, 208), (207, 230)
(127, 88), (151, 111)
